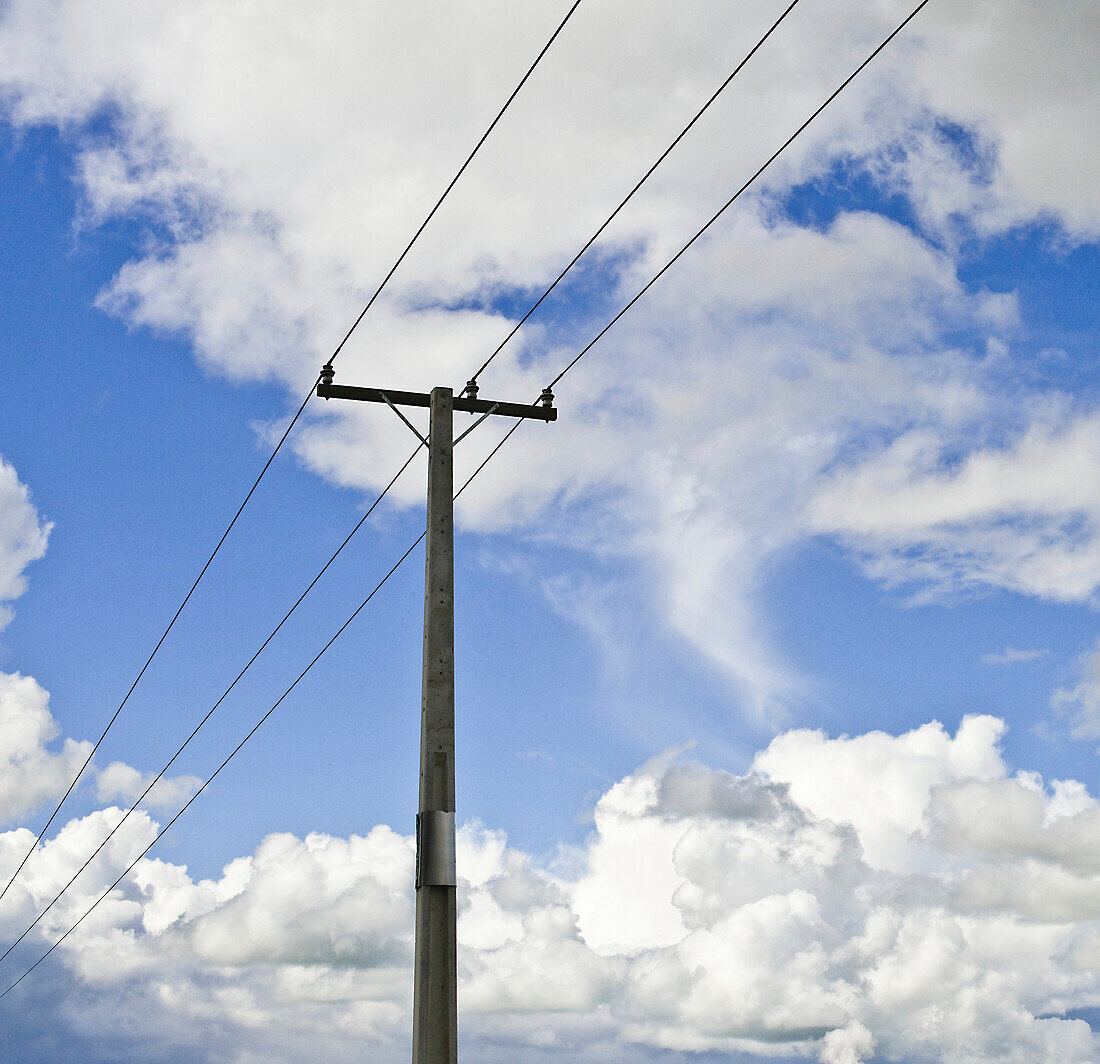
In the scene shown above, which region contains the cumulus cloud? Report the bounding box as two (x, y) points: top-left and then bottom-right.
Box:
(753, 714), (1009, 871)
(4, 713), (1100, 1063)
(94, 761), (203, 812)
(185, 828), (414, 968)
(0, 671), (92, 826)
(0, 457), (51, 632)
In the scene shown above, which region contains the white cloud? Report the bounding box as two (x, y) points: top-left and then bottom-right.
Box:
(185, 828), (414, 968)
(0, 671), (92, 826)
(1052, 638), (1100, 741)
(428, 207), (1005, 715)
(0, 457), (51, 632)
(905, 0), (1100, 238)
(808, 414), (1100, 603)
(753, 714), (1007, 872)
(94, 761), (203, 812)
(571, 754), (693, 953)
(821, 1022), (875, 1064)
(0, 0), (1097, 710)
(4, 712), (1100, 1063)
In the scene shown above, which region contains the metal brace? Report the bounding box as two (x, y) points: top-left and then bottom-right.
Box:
(452, 403), (500, 447)
(379, 391), (429, 450)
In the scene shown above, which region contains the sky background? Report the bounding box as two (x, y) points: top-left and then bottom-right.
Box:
(1, 1), (1100, 1061)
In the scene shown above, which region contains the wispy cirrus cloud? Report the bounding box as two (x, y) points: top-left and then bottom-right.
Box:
(808, 414), (1100, 604)
(1053, 638), (1100, 741)
(982, 647), (1050, 666)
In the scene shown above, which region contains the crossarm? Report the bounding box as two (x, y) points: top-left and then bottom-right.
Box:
(316, 382), (556, 422)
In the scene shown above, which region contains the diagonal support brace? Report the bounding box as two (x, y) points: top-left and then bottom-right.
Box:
(379, 391), (429, 449)
(452, 403), (500, 447)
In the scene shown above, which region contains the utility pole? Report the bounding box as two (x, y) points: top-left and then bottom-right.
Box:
(316, 366), (556, 1064)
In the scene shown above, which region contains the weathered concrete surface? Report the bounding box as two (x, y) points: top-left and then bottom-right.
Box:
(412, 387), (457, 1064)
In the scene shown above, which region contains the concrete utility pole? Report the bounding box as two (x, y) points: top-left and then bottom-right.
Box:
(316, 368), (556, 1064)
(413, 387), (457, 1064)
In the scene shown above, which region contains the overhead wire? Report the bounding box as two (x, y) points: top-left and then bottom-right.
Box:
(0, 0), (930, 997)
(7, 0), (766, 918)
(0, 445), (498, 1002)
(471, 0), (933, 467)
(464, 0), (804, 387)
(329, 0), (584, 369)
(0, 444), (424, 968)
(0, 0), (582, 905)
(545, 0), (933, 392)
(0, 389), (314, 906)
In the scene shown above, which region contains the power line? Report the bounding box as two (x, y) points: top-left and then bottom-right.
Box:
(480, 2), (933, 440)
(0, 0), (581, 905)
(0, 443), (503, 1002)
(465, 0), (804, 387)
(0, 385), (315, 907)
(0, 400), (532, 1000)
(0, 396), (513, 975)
(0, 0), (930, 998)
(547, 0), (932, 391)
(328, 0), (584, 369)
(0, 445), (424, 968)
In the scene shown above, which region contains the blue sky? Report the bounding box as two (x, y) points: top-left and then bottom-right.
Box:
(1, 1), (1100, 1062)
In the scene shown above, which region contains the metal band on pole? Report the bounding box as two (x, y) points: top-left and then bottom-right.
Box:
(415, 811), (457, 888)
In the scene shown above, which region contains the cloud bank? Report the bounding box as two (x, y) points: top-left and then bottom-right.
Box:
(2, 711), (1099, 1063)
